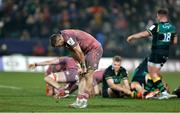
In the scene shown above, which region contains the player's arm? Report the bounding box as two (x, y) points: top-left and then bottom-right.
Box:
(106, 78), (132, 95)
(172, 34), (178, 45)
(127, 24), (157, 43)
(121, 68), (130, 89)
(72, 44), (86, 73)
(28, 57), (62, 69)
(127, 31), (150, 43)
(122, 78), (131, 90)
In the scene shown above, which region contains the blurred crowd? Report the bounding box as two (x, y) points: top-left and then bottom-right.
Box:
(0, 0), (180, 58)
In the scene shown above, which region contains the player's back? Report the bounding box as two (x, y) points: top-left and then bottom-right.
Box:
(151, 22), (176, 56)
(61, 29), (101, 53)
(61, 56), (77, 70)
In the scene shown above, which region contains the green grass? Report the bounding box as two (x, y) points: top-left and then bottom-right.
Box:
(0, 72), (180, 112)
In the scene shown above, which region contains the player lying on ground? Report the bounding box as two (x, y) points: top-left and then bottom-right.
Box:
(131, 58), (176, 99)
(102, 56), (133, 98)
(45, 69), (104, 97)
(28, 56), (79, 97)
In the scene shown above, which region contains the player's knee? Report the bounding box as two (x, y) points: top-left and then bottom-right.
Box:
(44, 73), (56, 81)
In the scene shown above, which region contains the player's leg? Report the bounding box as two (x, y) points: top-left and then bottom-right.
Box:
(93, 79), (101, 96)
(131, 58), (148, 98)
(44, 72), (66, 89)
(103, 86), (131, 98)
(147, 55), (172, 99)
(45, 65), (54, 96)
(45, 69), (78, 96)
(70, 47), (103, 108)
(45, 64), (63, 96)
(83, 48), (103, 96)
(107, 88), (126, 98)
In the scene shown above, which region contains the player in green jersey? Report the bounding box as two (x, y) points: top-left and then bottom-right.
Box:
(127, 8), (178, 99)
(102, 56), (133, 98)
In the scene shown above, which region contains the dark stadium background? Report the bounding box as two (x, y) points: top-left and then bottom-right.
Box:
(0, 0), (180, 112)
(0, 0), (179, 58)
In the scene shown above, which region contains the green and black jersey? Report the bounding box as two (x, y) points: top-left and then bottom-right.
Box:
(147, 22), (176, 57)
(131, 58), (148, 85)
(102, 65), (128, 91)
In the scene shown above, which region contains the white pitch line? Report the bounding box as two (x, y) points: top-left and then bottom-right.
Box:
(0, 85), (22, 90)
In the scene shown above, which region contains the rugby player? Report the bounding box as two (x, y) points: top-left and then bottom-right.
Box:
(50, 29), (103, 108)
(102, 56), (133, 98)
(127, 9), (178, 99)
(28, 56), (79, 97)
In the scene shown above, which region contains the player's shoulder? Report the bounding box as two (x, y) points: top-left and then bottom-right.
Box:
(120, 66), (127, 72)
(148, 23), (158, 29)
(169, 22), (176, 30)
(104, 65), (113, 72)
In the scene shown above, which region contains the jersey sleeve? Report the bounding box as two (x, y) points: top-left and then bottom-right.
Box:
(62, 33), (78, 48)
(104, 68), (112, 80)
(120, 67), (128, 79)
(147, 24), (157, 36)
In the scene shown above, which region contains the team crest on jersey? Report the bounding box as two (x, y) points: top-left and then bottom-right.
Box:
(67, 37), (75, 46)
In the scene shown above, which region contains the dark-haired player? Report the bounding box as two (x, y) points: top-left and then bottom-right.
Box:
(28, 56), (79, 97)
(49, 29), (103, 108)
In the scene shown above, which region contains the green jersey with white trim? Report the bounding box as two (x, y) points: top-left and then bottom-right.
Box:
(102, 65), (128, 91)
(147, 22), (176, 56)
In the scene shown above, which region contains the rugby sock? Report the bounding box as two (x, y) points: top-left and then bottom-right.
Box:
(153, 77), (166, 92)
(144, 78), (154, 92)
(77, 90), (90, 102)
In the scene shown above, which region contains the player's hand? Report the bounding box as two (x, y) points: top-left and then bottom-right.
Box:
(28, 63), (37, 70)
(127, 36), (133, 43)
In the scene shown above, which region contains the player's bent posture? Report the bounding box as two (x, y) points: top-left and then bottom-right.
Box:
(50, 29), (103, 108)
(28, 56), (79, 97)
(127, 9), (178, 99)
(102, 56), (132, 98)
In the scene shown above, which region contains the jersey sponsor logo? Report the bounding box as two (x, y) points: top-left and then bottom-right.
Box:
(67, 37), (75, 46)
(149, 25), (155, 31)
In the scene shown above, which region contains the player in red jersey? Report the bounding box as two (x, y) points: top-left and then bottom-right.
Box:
(28, 56), (79, 97)
(46, 69), (104, 98)
(50, 29), (103, 108)
(66, 70), (104, 96)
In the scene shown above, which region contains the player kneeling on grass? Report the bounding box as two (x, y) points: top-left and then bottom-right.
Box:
(28, 56), (79, 98)
(102, 56), (133, 98)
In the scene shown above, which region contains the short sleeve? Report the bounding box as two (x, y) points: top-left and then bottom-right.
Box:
(103, 67), (113, 80)
(147, 24), (157, 36)
(61, 32), (78, 48)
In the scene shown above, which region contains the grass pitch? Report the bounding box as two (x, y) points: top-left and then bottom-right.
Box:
(0, 72), (180, 112)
